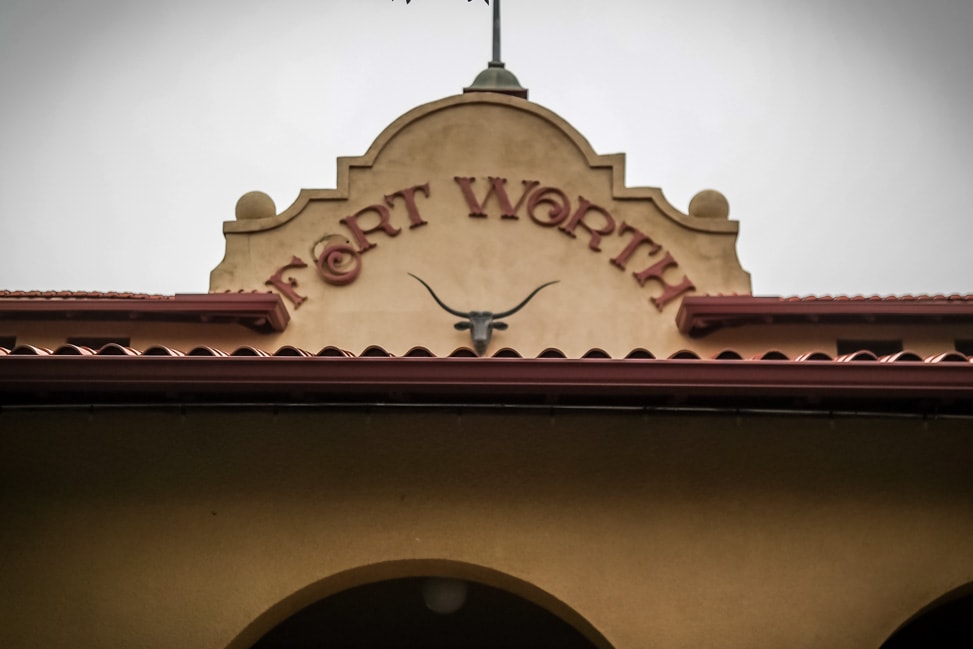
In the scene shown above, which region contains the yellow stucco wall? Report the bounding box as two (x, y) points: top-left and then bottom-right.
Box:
(2, 91), (970, 649)
(2, 408), (970, 648)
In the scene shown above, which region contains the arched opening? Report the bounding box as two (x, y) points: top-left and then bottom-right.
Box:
(228, 561), (612, 649)
(250, 577), (599, 649)
(881, 583), (973, 649)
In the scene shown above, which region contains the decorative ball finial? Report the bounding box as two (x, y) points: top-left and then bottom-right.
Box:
(688, 189), (730, 220)
(235, 191), (276, 221)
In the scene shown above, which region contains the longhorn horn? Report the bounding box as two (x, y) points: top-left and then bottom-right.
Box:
(408, 273), (471, 318)
(492, 280), (560, 319)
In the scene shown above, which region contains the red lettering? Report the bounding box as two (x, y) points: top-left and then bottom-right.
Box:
(384, 183), (431, 229)
(316, 243), (362, 286)
(340, 204), (400, 253)
(527, 187), (571, 227)
(454, 177), (539, 219)
(264, 256), (309, 308)
(610, 222), (662, 269)
(557, 196), (616, 251)
(632, 251), (696, 311)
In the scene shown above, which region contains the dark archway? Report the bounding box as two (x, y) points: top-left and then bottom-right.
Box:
(250, 576), (600, 649)
(881, 584), (973, 649)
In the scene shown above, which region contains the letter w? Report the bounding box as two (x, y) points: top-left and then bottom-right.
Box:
(453, 177), (539, 219)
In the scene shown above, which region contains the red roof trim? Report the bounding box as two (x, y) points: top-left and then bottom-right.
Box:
(677, 295), (973, 337)
(1, 355), (970, 413)
(2, 344), (968, 363)
(0, 293), (289, 333)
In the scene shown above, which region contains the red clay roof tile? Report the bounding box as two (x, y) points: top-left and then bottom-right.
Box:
(678, 295), (973, 336)
(0, 292), (289, 333)
(0, 342), (970, 364)
(317, 346), (354, 357)
(0, 290), (171, 300)
(402, 347), (435, 358)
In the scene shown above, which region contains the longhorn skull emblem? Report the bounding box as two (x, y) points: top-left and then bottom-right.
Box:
(409, 273), (559, 355)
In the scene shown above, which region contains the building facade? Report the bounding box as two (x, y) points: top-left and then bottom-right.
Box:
(2, 91), (972, 649)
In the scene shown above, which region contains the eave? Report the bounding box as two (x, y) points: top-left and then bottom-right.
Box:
(677, 295), (973, 337)
(0, 293), (289, 333)
(2, 355), (971, 415)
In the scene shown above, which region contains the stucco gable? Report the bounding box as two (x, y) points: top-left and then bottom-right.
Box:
(211, 93), (751, 357)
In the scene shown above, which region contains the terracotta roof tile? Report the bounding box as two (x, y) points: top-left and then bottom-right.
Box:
(52, 344), (96, 356)
(795, 351), (833, 362)
(0, 343), (971, 363)
(9, 345), (53, 355)
(678, 295), (973, 337)
(230, 346), (272, 357)
(316, 346), (352, 357)
(143, 345), (185, 357)
(582, 349), (611, 359)
(361, 346), (393, 358)
(755, 350), (789, 361)
(0, 292), (289, 333)
(879, 351), (924, 363)
(667, 350), (700, 360)
(927, 352), (969, 363)
(403, 347), (436, 358)
(98, 343), (139, 356)
(187, 346), (229, 357)
(0, 290), (172, 300)
(784, 294), (973, 302)
(837, 350), (879, 362)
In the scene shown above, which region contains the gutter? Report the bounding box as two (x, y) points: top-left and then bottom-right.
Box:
(2, 355), (971, 413)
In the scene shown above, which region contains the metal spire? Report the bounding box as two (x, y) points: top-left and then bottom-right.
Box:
(491, 0), (501, 64)
(465, 0), (528, 99)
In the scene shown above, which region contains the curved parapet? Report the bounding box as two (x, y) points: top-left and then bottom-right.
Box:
(223, 93), (739, 236)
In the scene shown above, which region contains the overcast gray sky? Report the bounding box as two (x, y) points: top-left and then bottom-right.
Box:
(1, 0), (971, 296)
